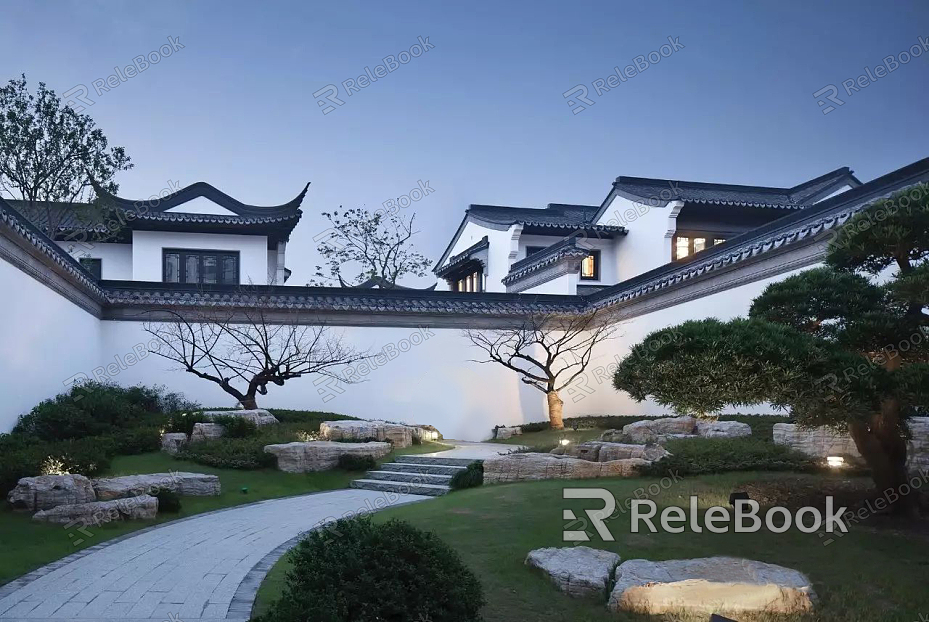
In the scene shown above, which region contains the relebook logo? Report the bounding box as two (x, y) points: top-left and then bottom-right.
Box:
(563, 489), (849, 541)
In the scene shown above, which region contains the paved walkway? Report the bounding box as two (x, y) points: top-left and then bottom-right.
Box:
(422, 440), (523, 459)
(0, 489), (426, 622)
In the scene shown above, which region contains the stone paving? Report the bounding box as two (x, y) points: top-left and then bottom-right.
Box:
(0, 489), (426, 621)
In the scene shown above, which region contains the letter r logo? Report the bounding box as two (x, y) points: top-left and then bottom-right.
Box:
(563, 488), (616, 541)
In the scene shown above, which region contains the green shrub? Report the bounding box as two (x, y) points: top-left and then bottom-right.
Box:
(449, 462), (483, 490)
(255, 516), (484, 622)
(0, 434), (114, 494)
(106, 427), (162, 455)
(13, 382), (197, 442)
(267, 410), (357, 426)
(337, 454), (376, 471)
(177, 436), (277, 470)
(165, 411), (210, 436)
(212, 415), (258, 438)
(641, 436), (819, 477)
(151, 487), (182, 513)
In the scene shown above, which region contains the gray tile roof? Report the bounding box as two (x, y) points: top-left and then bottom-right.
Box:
(501, 237), (590, 286)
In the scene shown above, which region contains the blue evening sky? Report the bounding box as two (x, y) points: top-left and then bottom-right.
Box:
(2, 0), (927, 285)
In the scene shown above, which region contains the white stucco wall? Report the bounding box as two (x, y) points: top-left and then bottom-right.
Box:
(55, 241), (133, 280)
(597, 194), (675, 282)
(434, 219), (518, 292)
(131, 230), (271, 284)
(0, 260), (102, 431)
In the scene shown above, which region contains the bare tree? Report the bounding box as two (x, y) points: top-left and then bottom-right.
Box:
(308, 207), (432, 288)
(464, 311), (619, 429)
(144, 310), (367, 409)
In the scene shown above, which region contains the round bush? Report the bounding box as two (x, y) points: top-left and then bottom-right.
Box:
(449, 461), (483, 490)
(336, 454), (376, 471)
(256, 516), (484, 622)
(151, 487), (182, 513)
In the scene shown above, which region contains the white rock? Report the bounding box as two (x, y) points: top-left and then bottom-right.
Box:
(907, 417), (929, 472)
(599, 443), (671, 463)
(7, 474), (96, 511)
(526, 546), (621, 598)
(264, 441), (392, 473)
(32, 495), (158, 525)
(773, 423), (860, 459)
(495, 426), (523, 440)
(622, 416), (696, 443)
(160, 432), (188, 454)
(201, 409), (279, 426)
(483, 453), (647, 483)
(695, 420), (752, 438)
(319, 420), (413, 448)
(608, 557), (816, 615)
(92, 472), (220, 501)
(190, 422), (225, 443)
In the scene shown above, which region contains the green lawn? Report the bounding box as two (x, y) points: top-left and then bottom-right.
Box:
(0, 441), (449, 585)
(490, 427), (603, 447)
(253, 471), (928, 621)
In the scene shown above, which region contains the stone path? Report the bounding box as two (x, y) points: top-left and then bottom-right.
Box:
(422, 440), (524, 459)
(0, 489), (426, 621)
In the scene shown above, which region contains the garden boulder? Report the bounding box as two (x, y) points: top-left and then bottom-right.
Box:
(7, 474), (96, 511)
(694, 420), (752, 439)
(264, 441), (392, 473)
(32, 495), (158, 525)
(319, 420), (413, 448)
(494, 426), (522, 440)
(483, 453), (647, 483)
(526, 546), (621, 598)
(160, 432), (188, 454)
(621, 416), (696, 443)
(202, 409), (279, 426)
(190, 422), (225, 443)
(92, 472), (220, 500)
(557, 441), (670, 463)
(608, 557), (815, 615)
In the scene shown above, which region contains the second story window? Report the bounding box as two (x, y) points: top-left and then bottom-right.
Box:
(673, 234), (728, 261)
(455, 270), (483, 292)
(79, 257), (102, 279)
(580, 250), (600, 280)
(164, 249), (239, 285)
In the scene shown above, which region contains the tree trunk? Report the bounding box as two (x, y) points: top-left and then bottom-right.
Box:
(848, 401), (916, 516)
(547, 390), (564, 430)
(239, 395), (259, 409)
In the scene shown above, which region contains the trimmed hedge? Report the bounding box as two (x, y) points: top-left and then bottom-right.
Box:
(254, 516), (484, 622)
(449, 462), (483, 490)
(641, 436), (818, 477)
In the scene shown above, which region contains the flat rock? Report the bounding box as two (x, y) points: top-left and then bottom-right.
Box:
(608, 557), (815, 615)
(599, 442), (670, 462)
(526, 546), (621, 598)
(319, 420), (413, 448)
(495, 426), (522, 440)
(190, 422), (225, 443)
(32, 495), (158, 525)
(7, 474), (96, 511)
(483, 453), (647, 483)
(622, 416), (696, 443)
(773, 423), (860, 459)
(160, 432), (188, 454)
(92, 472), (220, 501)
(264, 441), (392, 473)
(695, 420), (752, 439)
(201, 409), (279, 426)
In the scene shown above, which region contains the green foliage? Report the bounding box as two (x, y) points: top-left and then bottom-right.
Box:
(0, 434), (113, 494)
(177, 436), (278, 470)
(337, 454), (376, 471)
(827, 183), (929, 275)
(266, 410), (356, 425)
(255, 516), (484, 622)
(641, 437), (819, 477)
(164, 411), (210, 436)
(749, 268), (884, 340)
(151, 488), (182, 513)
(0, 75), (133, 237)
(211, 415), (258, 438)
(449, 461), (484, 490)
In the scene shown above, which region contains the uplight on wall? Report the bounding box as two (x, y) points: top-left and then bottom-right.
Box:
(826, 456), (845, 468)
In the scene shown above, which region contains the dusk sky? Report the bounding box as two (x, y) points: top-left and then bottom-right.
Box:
(3, 0), (927, 285)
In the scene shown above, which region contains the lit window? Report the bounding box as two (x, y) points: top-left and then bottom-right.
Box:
(675, 236), (690, 260)
(580, 251), (600, 281)
(453, 270), (482, 293)
(714, 238), (726, 245)
(693, 237), (706, 253)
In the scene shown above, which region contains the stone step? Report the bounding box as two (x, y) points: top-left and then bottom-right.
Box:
(379, 462), (467, 476)
(394, 455), (479, 467)
(350, 479), (450, 497)
(365, 470), (452, 484)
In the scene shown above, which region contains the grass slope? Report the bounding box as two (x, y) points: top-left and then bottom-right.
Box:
(254, 472), (928, 621)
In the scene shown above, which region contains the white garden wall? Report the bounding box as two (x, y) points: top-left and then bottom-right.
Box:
(131, 231), (271, 285)
(0, 259), (101, 431)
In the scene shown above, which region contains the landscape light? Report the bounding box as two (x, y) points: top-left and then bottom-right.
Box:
(826, 456), (845, 468)
(560, 438), (570, 446)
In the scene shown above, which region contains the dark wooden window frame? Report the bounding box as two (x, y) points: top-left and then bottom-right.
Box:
(672, 231), (731, 261)
(580, 249), (601, 281)
(162, 248), (240, 285)
(79, 257), (102, 279)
